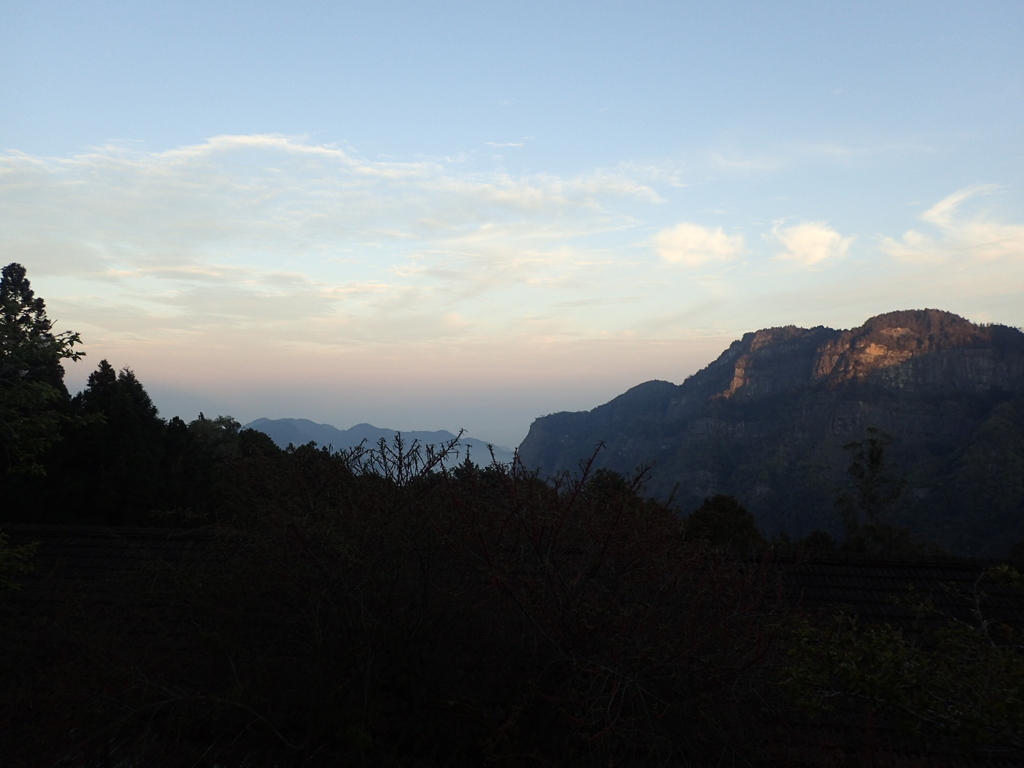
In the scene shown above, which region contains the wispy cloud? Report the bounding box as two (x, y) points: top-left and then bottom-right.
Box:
(484, 136), (536, 148)
(881, 185), (1024, 263)
(708, 141), (937, 175)
(652, 222), (745, 267)
(554, 295), (645, 308)
(0, 135), (662, 347)
(771, 221), (852, 266)
(709, 152), (783, 173)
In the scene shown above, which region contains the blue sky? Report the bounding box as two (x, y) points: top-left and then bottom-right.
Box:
(2, 1), (1022, 446)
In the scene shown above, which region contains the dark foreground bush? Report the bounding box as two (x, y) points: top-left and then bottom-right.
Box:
(1, 441), (793, 767)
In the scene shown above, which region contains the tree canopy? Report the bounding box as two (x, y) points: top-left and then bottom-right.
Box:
(0, 262), (83, 473)
(684, 494), (766, 549)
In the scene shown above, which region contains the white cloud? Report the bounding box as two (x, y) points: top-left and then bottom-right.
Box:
(484, 136), (535, 148)
(707, 141), (936, 177)
(771, 221), (852, 266)
(881, 185), (1024, 263)
(652, 223), (745, 267)
(0, 135), (667, 348)
(709, 152), (783, 173)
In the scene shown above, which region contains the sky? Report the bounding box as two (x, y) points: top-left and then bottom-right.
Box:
(2, 1), (1022, 448)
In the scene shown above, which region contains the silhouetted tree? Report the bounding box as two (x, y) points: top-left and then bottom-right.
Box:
(838, 427), (905, 529)
(795, 528), (836, 553)
(39, 360), (170, 524)
(685, 494), (766, 549)
(836, 428), (932, 555)
(0, 262), (83, 473)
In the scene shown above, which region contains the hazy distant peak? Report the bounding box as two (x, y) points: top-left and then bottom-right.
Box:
(242, 418), (515, 465)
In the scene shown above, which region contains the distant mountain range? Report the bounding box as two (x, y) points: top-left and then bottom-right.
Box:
(518, 309), (1024, 556)
(243, 418), (516, 466)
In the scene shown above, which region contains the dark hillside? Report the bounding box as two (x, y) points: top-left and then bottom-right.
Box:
(519, 310), (1024, 555)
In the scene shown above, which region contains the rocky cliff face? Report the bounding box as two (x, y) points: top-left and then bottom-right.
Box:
(518, 310), (1024, 555)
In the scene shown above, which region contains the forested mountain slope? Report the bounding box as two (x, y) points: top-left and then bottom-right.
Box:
(518, 310), (1024, 555)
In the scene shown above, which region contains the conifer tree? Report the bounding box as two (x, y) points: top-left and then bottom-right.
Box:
(0, 263), (83, 473)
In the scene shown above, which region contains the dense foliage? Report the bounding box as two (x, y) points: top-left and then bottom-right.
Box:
(4, 439), (1023, 766)
(4, 442), (798, 766)
(786, 588), (1024, 754)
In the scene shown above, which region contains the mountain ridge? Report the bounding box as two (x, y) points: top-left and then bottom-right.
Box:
(518, 309), (1024, 556)
(244, 418), (516, 466)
